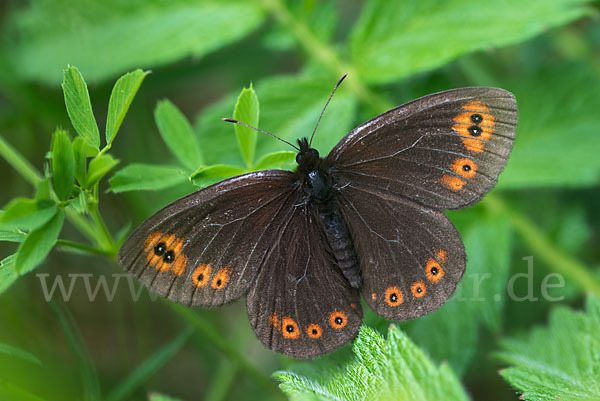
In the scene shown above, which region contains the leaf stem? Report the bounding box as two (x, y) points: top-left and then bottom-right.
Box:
(484, 194), (600, 297)
(261, 0), (393, 113)
(0, 134), (43, 187)
(55, 239), (113, 257)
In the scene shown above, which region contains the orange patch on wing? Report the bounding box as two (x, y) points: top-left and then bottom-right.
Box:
(155, 234), (176, 272)
(371, 293), (377, 300)
(384, 286), (404, 307)
(411, 281), (427, 298)
(452, 101), (496, 153)
(328, 310), (348, 329)
(144, 231), (162, 251)
(169, 237), (187, 276)
(451, 158), (477, 179)
(281, 317), (300, 339)
(211, 267), (230, 289)
(350, 303), (356, 310)
(436, 249), (448, 263)
(270, 313), (280, 331)
(192, 263), (212, 287)
(306, 323), (323, 339)
(425, 259), (445, 284)
(439, 174), (466, 191)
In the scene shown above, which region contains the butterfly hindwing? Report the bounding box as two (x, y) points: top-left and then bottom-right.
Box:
(337, 184), (465, 320)
(246, 202), (362, 358)
(328, 87), (517, 210)
(118, 170), (299, 308)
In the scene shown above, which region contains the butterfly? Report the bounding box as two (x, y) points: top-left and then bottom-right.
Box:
(118, 76), (517, 358)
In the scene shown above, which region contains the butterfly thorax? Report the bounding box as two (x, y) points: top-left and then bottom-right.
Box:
(295, 137), (362, 288)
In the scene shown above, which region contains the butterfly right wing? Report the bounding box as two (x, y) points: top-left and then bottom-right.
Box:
(118, 170), (299, 308)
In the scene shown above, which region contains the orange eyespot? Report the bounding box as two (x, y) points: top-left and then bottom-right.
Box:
(451, 158), (477, 179)
(328, 310), (348, 329)
(306, 323), (323, 339)
(211, 267), (230, 289)
(411, 281), (427, 298)
(384, 286), (404, 307)
(281, 317), (300, 339)
(452, 102), (495, 153)
(425, 259), (445, 284)
(439, 174), (466, 191)
(192, 263), (212, 287)
(436, 249), (448, 264)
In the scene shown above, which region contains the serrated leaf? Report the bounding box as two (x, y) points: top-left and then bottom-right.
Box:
(108, 163), (186, 193)
(154, 99), (203, 171)
(232, 84), (260, 168)
(51, 128), (75, 200)
(407, 209), (512, 374)
(106, 69), (149, 146)
(72, 136), (88, 185)
(86, 154), (119, 188)
(6, 2), (265, 84)
(499, 62), (600, 188)
(253, 151), (296, 171)
(0, 254), (18, 295)
(62, 66), (100, 148)
(497, 295), (600, 401)
(349, 0), (593, 84)
(275, 325), (469, 401)
(15, 210), (64, 274)
(0, 343), (42, 366)
(190, 165), (245, 188)
(0, 198), (57, 231)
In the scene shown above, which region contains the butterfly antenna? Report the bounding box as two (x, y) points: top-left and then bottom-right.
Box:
(222, 118), (300, 151)
(309, 74), (347, 146)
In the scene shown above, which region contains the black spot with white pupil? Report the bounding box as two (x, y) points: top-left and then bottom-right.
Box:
(463, 164), (471, 172)
(163, 250), (175, 263)
(312, 329), (318, 335)
(334, 317), (343, 325)
(390, 293), (398, 302)
(468, 125), (482, 137)
(431, 267), (439, 275)
(197, 274), (203, 281)
(286, 325), (294, 333)
(154, 242), (166, 255)
(416, 287), (423, 293)
(471, 113), (483, 124)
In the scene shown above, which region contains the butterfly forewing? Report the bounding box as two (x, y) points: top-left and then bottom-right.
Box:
(246, 202), (362, 358)
(328, 87), (517, 210)
(118, 170), (299, 307)
(338, 184), (465, 320)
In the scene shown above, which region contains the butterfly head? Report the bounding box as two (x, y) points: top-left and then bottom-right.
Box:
(295, 137), (320, 168)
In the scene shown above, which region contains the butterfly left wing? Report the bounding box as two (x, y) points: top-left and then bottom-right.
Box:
(118, 170), (302, 308)
(246, 202), (362, 358)
(337, 183), (465, 320)
(328, 87), (517, 210)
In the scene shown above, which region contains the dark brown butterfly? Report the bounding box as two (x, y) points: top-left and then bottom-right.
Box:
(118, 77), (517, 358)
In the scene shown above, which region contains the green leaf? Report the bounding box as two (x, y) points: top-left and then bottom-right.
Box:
(407, 209), (512, 375)
(232, 83), (260, 168)
(86, 154), (119, 188)
(190, 165), (245, 187)
(7, 2), (265, 84)
(0, 254), (18, 295)
(51, 128), (75, 200)
(72, 136), (88, 185)
(253, 151), (296, 171)
(0, 230), (26, 242)
(104, 329), (193, 401)
(154, 99), (203, 171)
(148, 393), (185, 401)
(349, 0), (593, 84)
(275, 325), (469, 401)
(499, 62), (600, 188)
(108, 163), (186, 193)
(62, 66), (100, 148)
(497, 294), (600, 401)
(106, 69), (150, 147)
(0, 198), (57, 231)
(15, 210), (64, 274)
(0, 343), (42, 366)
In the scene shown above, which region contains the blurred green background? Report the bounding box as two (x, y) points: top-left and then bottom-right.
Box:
(1, 0), (599, 400)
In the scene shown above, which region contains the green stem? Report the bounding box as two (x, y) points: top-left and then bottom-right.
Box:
(261, 0), (393, 113)
(55, 239), (112, 257)
(0, 134), (43, 187)
(90, 206), (116, 254)
(484, 194), (600, 298)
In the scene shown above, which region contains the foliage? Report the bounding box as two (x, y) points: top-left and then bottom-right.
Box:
(0, 0), (599, 400)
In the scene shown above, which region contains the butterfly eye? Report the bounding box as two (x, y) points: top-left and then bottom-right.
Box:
(309, 149), (319, 158)
(295, 153), (303, 164)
